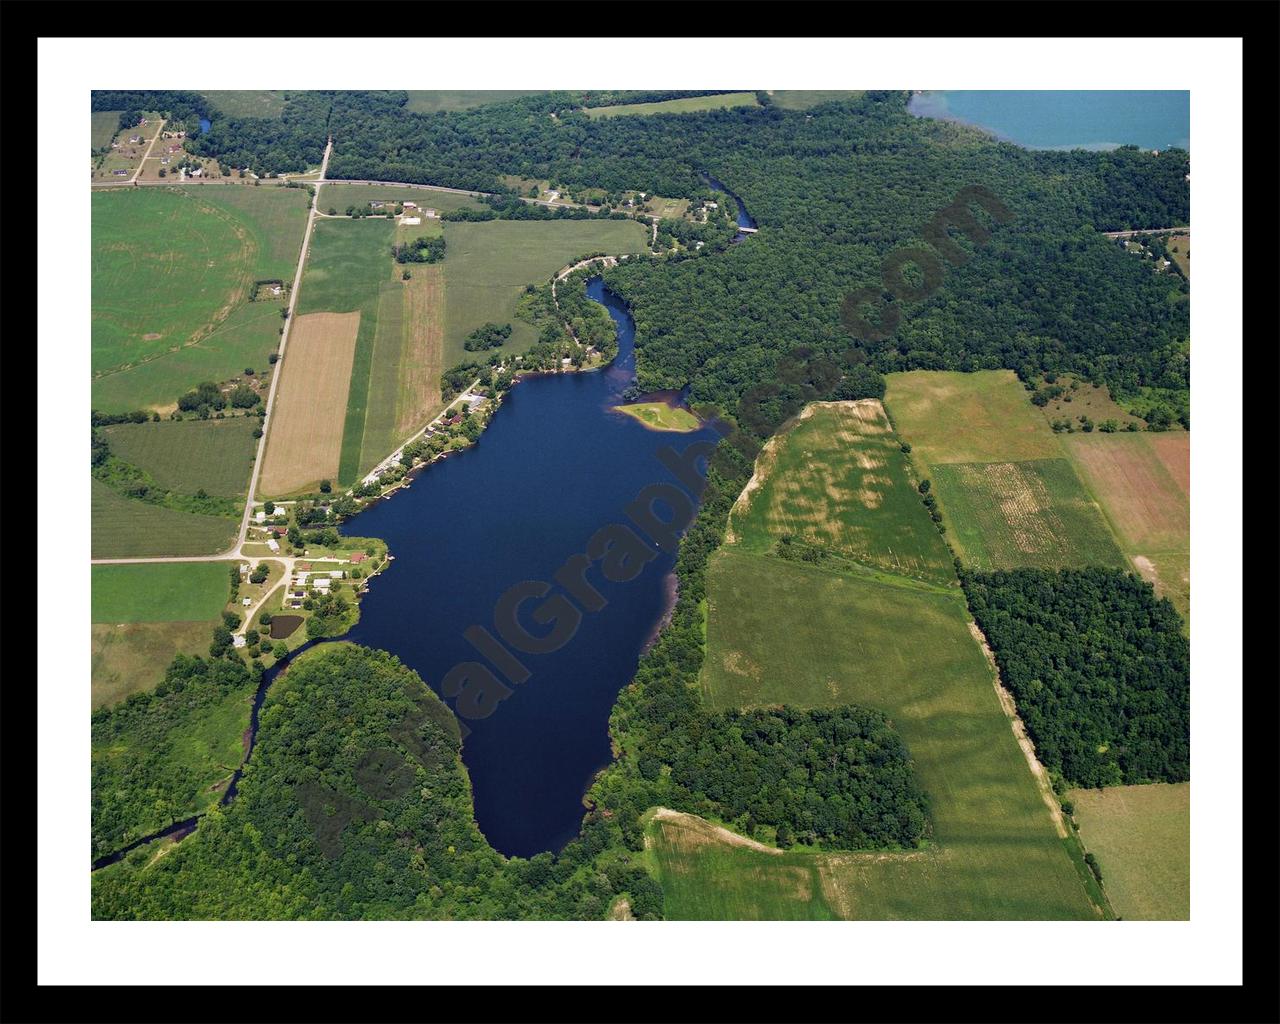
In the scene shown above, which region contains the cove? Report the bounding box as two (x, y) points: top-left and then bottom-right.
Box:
(340, 277), (721, 858)
(907, 91), (1189, 152)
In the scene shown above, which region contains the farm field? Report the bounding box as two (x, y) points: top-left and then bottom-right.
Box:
(614, 402), (700, 432)
(1069, 783), (1190, 920)
(884, 371), (1126, 572)
(100, 417), (259, 498)
(930, 459), (1127, 571)
(202, 90), (287, 118)
(91, 479), (237, 558)
(404, 90), (546, 114)
(768, 90), (866, 109)
(91, 622), (219, 709)
(258, 311), (360, 496)
(395, 265), (445, 441)
(441, 219), (648, 365)
(92, 110), (123, 150)
(1063, 431), (1190, 621)
(91, 186), (310, 412)
(321, 183), (484, 215)
(584, 92), (760, 118)
(682, 546), (1102, 919)
(92, 563), (232, 623)
(726, 401), (955, 584)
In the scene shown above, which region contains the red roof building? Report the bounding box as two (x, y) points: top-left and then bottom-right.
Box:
(350, 552), (367, 563)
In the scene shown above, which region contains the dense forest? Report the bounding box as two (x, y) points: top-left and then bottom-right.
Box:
(962, 568), (1190, 788)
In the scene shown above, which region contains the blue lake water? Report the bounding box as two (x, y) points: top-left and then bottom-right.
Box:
(341, 279), (721, 857)
(908, 91), (1189, 151)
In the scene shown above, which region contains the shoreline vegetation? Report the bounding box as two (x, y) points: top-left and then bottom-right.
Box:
(613, 401), (701, 433)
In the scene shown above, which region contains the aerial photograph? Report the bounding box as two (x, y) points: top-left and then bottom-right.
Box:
(86, 86), (1192, 924)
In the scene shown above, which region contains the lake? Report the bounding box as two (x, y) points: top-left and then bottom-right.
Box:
(341, 278), (721, 857)
(908, 91), (1189, 151)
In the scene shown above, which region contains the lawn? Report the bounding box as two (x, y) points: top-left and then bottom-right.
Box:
(441, 219), (649, 365)
(92, 622), (218, 709)
(321, 183), (485, 215)
(1062, 431), (1190, 622)
(91, 479), (238, 558)
(930, 459), (1127, 571)
(202, 90), (287, 118)
(680, 547), (1103, 920)
(1166, 233), (1191, 279)
(100, 416), (259, 498)
(1069, 782), (1189, 920)
(585, 92), (760, 118)
(92, 562), (232, 623)
(92, 186), (310, 412)
(613, 402), (700, 432)
(92, 110), (123, 150)
(403, 90), (546, 114)
(727, 401), (956, 584)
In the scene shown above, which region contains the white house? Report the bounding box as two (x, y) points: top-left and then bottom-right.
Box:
(314, 576), (332, 589)
(266, 538), (280, 552)
(242, 597), (253, 607)
(403, 201), (417, 209)
(232, 634), (247, 648)
(255, 510), (266, 523)
(329, 571), (345, 579)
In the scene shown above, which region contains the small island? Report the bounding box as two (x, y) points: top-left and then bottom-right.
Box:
(614, 401), (700, 432)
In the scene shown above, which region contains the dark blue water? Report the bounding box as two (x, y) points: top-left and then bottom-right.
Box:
(198, 116), (212, 134)
(341, 279), (721, 857)
(908, 91), (1189, 152)
(704, 173), (757, 231)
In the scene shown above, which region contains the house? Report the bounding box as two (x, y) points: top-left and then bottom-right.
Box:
(112, 169), (129, 176)
(255, 510), (266, 523)
(272, 526), (288, 535)
(545, 190), (560, 201)
(232, 634), (247, 648)
(403, 201), (417, 209)
(423, 208), (439, 218)
(242, 597), (253, 607)
(705, 201), (718, 210)
(314, 577), (332, 590)
(370, 201), (384, 209)
(266, 538), (280, 552)
(189, 167), (203, 178)
(329, 571), (344, 579)
(350, 552), (367, 564)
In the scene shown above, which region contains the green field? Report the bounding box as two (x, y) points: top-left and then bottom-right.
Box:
(91, 479), (238, 558)
(884, 371), (1126, 572)
(655, 398), (1105, 919)
(728, 401), (956, 584)
(92, 110), (122, 150)
(92, 621), (218, 709)
(614, 402), (700, 432)
(202, 90), (287, 118)
(442, 219), (648, 365)
(100, 417), (259, 498)
(585, 92), (760, 119)
(404, 90), (546, 114)
(295, 218), (397, 484)
(92, 186), (310, 411)
(1069, 783), (1190, 920)
(321, 183), (485, 215)
(768, 91), (866, 110)
(931, 459), (1127, 571)
(92, 562), (232, 623)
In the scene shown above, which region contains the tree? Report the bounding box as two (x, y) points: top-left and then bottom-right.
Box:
(273, 642), (288, 659)
(264, 500), (275, 514)
(319, 479), (332, 493)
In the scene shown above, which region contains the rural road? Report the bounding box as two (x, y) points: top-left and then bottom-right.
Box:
(1102, 226), (1188, 238)
(130, 119), (165, 184)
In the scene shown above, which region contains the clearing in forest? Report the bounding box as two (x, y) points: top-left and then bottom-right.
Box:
(258, 312), (360, 496)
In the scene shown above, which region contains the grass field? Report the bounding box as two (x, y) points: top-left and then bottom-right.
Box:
(584, 92), (760, 118)
(1033, 374), (1145, 429)
(404, 90), (546, 114)
(677, 546), (1103, 919)
(100, 417), (259, 498)
(92, 110), (123, 150)
(441, 219), (648, 365)
(320, 184), (484, 215)
(884, 371), (1126, 572)
(1166, 233), (1191, 279)
(259, 311), (360, 496)
(614, 402), (700, 432)
(202, 90), (287, 118)
(91, 479), (238, 558)
(1063, 432), (1190, 621)
(1069, 783), (1190, 919)
(767, 91), (866, 110)
(92, 186), (310, 412)
(91, 622), (218, 709)
(92, 563), (231, 623)
(660, 398), (1105, 918)
(396, 265), (445, 440)
(727, 401), (956, 584)
(930, 459), (1127, 571)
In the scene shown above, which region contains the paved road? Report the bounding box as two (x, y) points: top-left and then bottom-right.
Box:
(1103, 226), (1188, 239)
